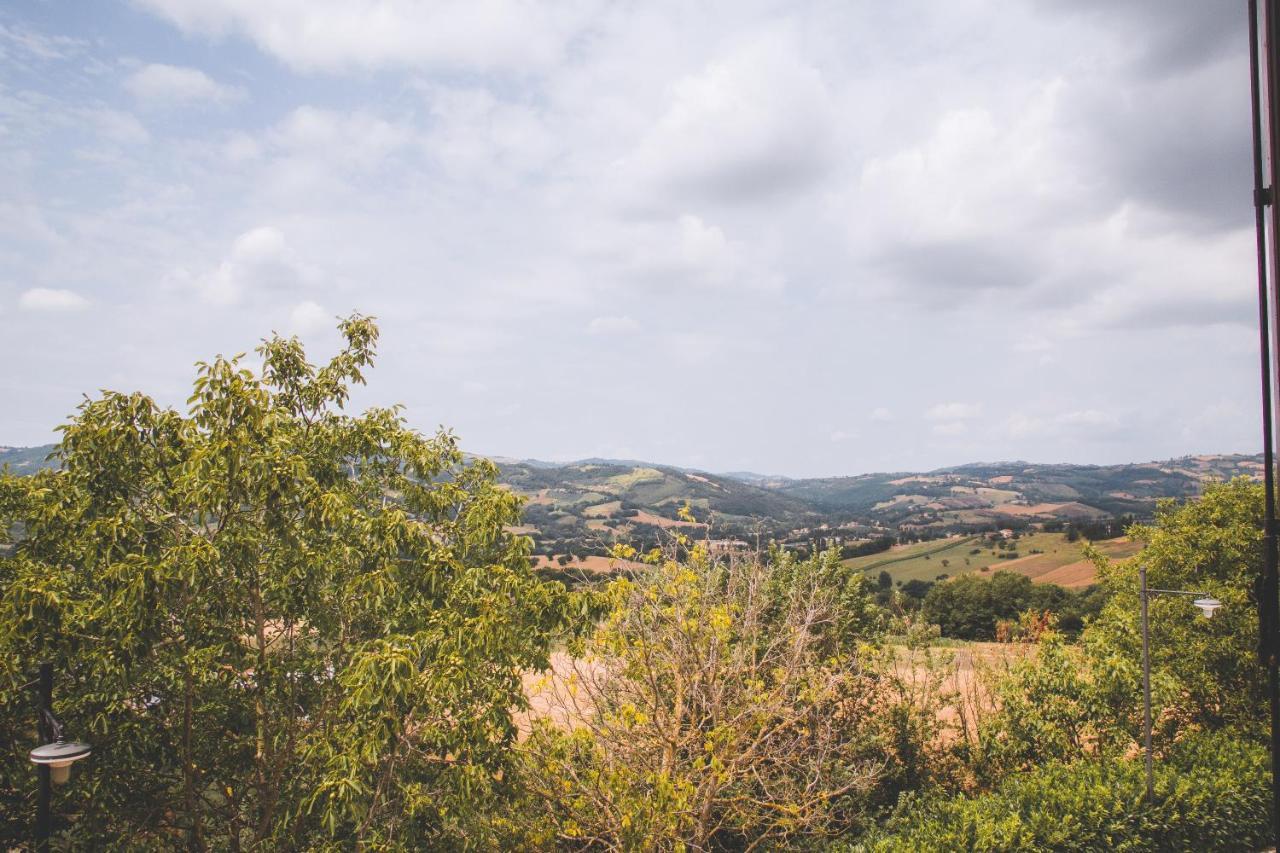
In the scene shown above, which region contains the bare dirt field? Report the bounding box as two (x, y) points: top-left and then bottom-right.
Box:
(583, 500), (622, 518)
(532, 555), (646, 573)
(625, 510), (703, 529)
(995, 502), (1068, 517)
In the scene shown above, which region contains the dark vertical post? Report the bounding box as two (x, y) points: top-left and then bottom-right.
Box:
(1250, 0), (1280, 843)
(35, 662), (52, 852)
(1140, 566), (1153, 799)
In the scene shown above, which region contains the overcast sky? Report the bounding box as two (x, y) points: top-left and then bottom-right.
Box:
(0, 1), (1263, 476)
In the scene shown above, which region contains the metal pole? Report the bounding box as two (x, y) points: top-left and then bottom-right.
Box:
(1140, 566), (1153, 799)
(35, 662), (52, 852)
(1250, 1), (1280, 842)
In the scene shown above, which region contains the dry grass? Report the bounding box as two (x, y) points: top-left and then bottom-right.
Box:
(518, 651), (603, 736)
(624, 509), (703, 529)
(583, 500), (621, 518)
(1003, 536), (1142, 587)
(521, 640), (1032, 743)
(941, 641), (1030, 737)
(532, 555), (646, 573)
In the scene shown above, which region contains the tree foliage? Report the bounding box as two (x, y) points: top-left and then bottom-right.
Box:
(969, 479), (1269, 782)
(922, 572), (1104, 641)
(0, 316), (570, 849)
(518, 545), (889, 849)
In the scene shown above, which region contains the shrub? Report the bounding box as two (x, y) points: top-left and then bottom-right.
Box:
(854, 729), (1270, 852)
(517, 547), (889, 849)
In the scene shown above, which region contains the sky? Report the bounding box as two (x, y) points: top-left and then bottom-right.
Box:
(0, 1), (1264, 477)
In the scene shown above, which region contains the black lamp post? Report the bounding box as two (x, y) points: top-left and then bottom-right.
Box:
(28, 662), (92, 850)
(1247, 1), (1280, 845)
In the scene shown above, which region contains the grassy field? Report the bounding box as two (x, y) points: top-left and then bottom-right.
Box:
(844, 532), (1142, 587)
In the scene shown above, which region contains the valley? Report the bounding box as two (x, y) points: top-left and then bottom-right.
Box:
(3, 445), (1259, 588)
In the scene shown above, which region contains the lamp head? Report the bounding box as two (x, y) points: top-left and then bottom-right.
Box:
(30, 739), (92, 784)
(1192, 597), (1223, 619)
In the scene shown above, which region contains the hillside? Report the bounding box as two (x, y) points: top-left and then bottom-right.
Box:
(775, 455), (1264, 532)
(0, 445), (54, 475)
(842, 531), (1144, 588)
(2, 444), (1262, 564)
(496, 459), (818, 561)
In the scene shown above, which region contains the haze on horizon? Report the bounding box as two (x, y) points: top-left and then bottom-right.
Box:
(0, 1), (1260, 478)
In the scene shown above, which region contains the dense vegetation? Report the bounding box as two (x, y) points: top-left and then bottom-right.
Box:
(922, 571), (1107, 639)
(859, 730), (1270, 852)
(0, 319), (1269, 849)
(0, 319), (571, 848)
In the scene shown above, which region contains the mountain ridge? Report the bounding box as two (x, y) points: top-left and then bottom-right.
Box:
(3, 444), (1263, 562)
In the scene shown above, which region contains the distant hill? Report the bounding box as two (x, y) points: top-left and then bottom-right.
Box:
(0, 445), (55, 475)
(772, 454), (1264, 528)
(1, 444), (1263, 561)
(495, 459), (818, 548)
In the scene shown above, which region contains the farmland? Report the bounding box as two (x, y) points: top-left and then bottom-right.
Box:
(1, 445), (1258, 573)
(843, 531), (1143, 586)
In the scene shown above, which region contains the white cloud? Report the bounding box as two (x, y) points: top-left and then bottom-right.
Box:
(859, 80), (1078, 250)
(84, 108), (150, 146)
(619, 28), (836, 206)
(1005, 409), (1121, 439)
(932, 421), (967, 437)
(193, 226), (314, 306)
(587, 315), (639, 335)
(223, 132), (262, 162)
(589, 213), (782, 292)
(0, 22), (86, 63)
(421, 86), (558, 182)
(926, 402), (983, 421)
(264, 107), (413, 185)
(1005, 413), (1046, 439)
(133, 0), (588, 72)
(829, 429), (855, 443)
(1059, 409), (1116, 427)
(287, 300), (329, 335)
(870, 407), (894, 422)
(125, 63), (245, 105)
(19, 288), (89, 312)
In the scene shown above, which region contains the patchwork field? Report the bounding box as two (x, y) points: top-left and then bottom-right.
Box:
(843, 532), (1142, 587)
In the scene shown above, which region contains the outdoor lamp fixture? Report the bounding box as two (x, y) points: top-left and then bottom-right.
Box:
(28, 662), (91, 850)
(1192, 596), (1224, 619)
(1139, 566), (1220, 798)
(29, 721), (92, 784)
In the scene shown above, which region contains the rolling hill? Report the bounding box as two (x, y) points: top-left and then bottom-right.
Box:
(2, 444), (1262, 565)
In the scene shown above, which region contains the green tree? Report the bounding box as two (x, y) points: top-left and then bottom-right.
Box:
(973, 480), (1269, 780)
(0, 316), (570, 849)
(923, 572), (1035, 640)
(1083, 478), (1268, 745)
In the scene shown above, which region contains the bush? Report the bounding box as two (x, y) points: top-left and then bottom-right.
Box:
(854, 729), (1271, 852)
(517, 547), (889, 849)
